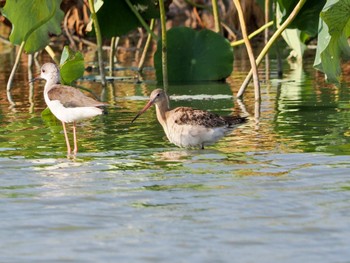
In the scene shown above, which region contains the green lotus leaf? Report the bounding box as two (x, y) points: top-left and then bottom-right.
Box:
(314, 0), (350, 82)
(2, 0), (64, 53)
(277, 0), (326, 37)
(95, 0), (160, 38)
(59, 46), (85, 85)
(154, 27), (234, 83)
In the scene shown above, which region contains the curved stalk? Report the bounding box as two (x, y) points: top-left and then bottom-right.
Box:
(231, 21), (274, 47)
(233, 0), (260, 101)
(88, 0), (106, 87)
(6, 0), (58, 105)
(138, 19), (155, 73)
(237, 0), (307, 98)
(211, 0), (221, 34)
(6, 41), (25, 105)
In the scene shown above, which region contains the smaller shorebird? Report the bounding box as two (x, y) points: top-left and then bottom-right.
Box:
(33, 63), (106, 156)
(132, 89), (247, 149)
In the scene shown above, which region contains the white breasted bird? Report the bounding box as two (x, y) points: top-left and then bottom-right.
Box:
(33, 62), (107, 156)
(132, 89), (247, 149)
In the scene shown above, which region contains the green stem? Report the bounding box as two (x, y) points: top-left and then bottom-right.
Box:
(231, 21), (274, 47)
(88, 0), (106, 87)
(125, 0), (158, 41)
(158, 0), (168, 90)
(237, 0), (307, 98)
(109, 36), (119, 77)
(138, 19), (155, 72)
(7, 41), (26, 105)
(211, 0), (221, 34)
(6, 0), (58, 106)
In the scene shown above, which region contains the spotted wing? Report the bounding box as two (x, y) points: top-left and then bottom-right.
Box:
(168, 107), (228, 128)
(47, 85), (106, 108)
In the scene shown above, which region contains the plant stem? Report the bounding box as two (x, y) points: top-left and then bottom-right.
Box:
(236, 0), (307, 98)
(233, 0), (260, 101)
(109, 36), (119, 77)
(211, 0), (221, 34)
(6, 41), (26, 105)
(158, 0), (168, 90)
(28, 54), (35, 113)
(45, 45), (60, 64)
(88, 0), (106, 87)
(138, 19), (155, 72)
(125, 0), (158, 41)
(231, 21), (273, 47)
(264, 0), (270, 81)
(265, 0), (270, 44)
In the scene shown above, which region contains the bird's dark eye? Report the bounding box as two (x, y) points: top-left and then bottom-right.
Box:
(42, 69), (46, 73)
(156, 93), (160, 97)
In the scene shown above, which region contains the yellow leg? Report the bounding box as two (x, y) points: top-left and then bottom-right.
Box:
(62, 121), (71, 155)
(73, 121), (78, 154)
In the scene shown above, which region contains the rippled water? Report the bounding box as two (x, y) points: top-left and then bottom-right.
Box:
(1, 48), (350, 262)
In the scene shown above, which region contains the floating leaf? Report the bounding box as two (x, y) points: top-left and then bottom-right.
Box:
(314, 0), (350, 82)
(1, 0), (64, 53)
(154, 27), (234, 83)
(59, 46), (85, 85)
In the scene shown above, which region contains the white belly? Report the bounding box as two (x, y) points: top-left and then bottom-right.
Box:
(165, 123), (228, 148)
(47, 100), (103, 123)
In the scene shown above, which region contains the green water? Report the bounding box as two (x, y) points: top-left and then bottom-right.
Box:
(0, 52), (350, 262)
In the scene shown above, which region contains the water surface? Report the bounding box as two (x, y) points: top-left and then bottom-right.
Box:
(0, 48), (350, 262)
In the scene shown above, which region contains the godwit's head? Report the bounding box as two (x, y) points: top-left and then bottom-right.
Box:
(131, 89), (169, 123)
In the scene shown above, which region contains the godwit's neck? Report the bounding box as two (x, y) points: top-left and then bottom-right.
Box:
(155, 98), (170, 127)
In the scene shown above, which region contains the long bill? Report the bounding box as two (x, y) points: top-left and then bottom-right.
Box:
(131, 99), (154, 123)
(28, 76), (42, 84)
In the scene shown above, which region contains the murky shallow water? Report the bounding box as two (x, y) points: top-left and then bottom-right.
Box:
(1, 48), (350, 262)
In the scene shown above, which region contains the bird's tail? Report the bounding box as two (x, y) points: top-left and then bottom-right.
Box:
(223, 116), (248, 127)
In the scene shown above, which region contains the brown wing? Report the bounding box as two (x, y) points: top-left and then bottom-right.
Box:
(169, 107), (247, 128)
(48, 85), (106, 108)
(169, 107), (227, 128)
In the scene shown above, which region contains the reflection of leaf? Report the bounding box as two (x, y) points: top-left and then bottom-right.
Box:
(154, 27), (233, 83)
(340, 186), (350, 191)
(59, 46), (85, 85)
(314, 0), (350, 82)
(94, 0), (159, 38)
(2, 0), (64, 53)
(41, 107), (59, 125)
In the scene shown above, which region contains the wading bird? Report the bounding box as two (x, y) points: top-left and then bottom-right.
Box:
(132, 89), (247, 149)
(33, 63), (107, 156)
